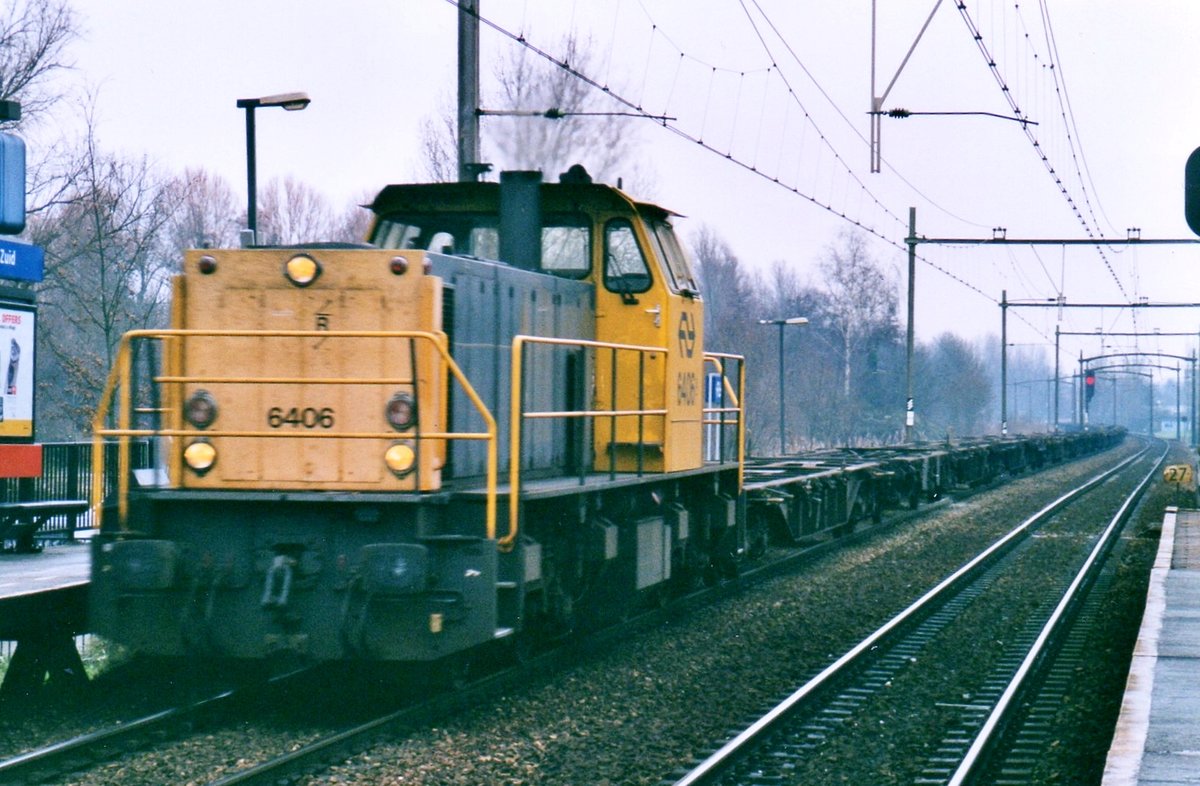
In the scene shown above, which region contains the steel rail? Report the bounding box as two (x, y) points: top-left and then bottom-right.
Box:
(198, 520), (913, 786)
(44, 437), (1098, 786)
(670, 443), (1150, 786)
(11, 437), (1117, 786)
(197, 466), (1002, 786)
(946, 442), (1168, 785)
(0, 668), (311, 786)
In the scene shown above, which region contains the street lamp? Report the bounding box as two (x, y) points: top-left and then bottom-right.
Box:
(236, 92), (311, 243)
(759, 317), (808, 454)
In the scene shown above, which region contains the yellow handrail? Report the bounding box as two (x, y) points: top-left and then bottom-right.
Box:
(507, 335), (671, 551)
(703, 353), (747, 492)
(91, 329), (497, 539)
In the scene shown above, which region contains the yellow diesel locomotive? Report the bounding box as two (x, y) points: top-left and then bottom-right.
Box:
(89, 168), (747, 661)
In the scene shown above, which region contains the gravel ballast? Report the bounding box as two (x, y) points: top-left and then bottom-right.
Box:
(304, 442), (1153, 786)
(6, 439), (1162, 786)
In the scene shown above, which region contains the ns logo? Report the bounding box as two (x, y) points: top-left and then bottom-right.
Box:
(677, 311), (696, 358)
(676, 311), (698, 407)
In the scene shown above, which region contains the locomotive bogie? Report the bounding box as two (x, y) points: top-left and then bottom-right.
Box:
(92, 495), (502, 660)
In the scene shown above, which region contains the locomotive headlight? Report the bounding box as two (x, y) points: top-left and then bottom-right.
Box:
(184, 389), (218, 429)
(284, 253), (321, 287)
(384, 441), (417, 476)
(183, 440), (217, 474)
(385, 391), (417, 431)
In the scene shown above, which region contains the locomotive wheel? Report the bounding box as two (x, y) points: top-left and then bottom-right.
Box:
(745, 509), (769, 559)
(651, 582), (671, 609)
(441, 652), (474, 691)
(706, 527), (740, 584)
(509, 629), (537, 665)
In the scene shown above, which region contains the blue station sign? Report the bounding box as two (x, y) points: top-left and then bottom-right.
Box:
(0, 239), (43, 283)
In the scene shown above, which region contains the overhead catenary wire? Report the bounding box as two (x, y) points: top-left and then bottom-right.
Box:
(1036, 0), (1120, 237)
(454, 0), (904, 235)
(475, 0), (1200, 353)
(450, 0), (1055, 340)
(492, 4), (1177, 353)
(742, 0), (991, 229)
(955, 1), (1130, 310)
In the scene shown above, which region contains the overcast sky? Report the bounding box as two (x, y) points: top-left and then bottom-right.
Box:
(43, 0), (1200, 371)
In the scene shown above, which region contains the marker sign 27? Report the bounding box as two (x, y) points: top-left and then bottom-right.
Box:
(1162, 464), (1195, 487)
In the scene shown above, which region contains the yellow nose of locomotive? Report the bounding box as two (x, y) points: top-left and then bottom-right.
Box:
(173, 248), (446, 492)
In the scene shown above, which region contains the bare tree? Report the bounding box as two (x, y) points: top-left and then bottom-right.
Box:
(257, 176), (346, 245)
(817, 231), (898, 399)
(762, 261), (840, 448)
(163, 170), (372, 250)
(333, 189), (376, 244)
(488, 34), (649, 191)
(28, 116), (180, 437)
(162, 167), (242, 250)
(418, 33), (651, 191)
(0, 0), (77, 126)
(415, 99), (458, 183)
(916, 333), (992, 437)
(0, 0), (82, 231)
(689, 226), (777, 450)
(691, 226), (757, 353)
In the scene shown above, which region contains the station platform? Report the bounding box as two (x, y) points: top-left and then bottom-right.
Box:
(1102, 507), (1200, 785)
(0, 542), (90, 602)
(0, 542), (90, 643)
(0, 543), (92, 700)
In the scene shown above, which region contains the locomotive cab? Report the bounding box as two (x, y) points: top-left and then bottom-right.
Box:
(368, 167), (707, 475)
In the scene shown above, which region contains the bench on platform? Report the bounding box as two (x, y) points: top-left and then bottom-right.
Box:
(0, 500), (90, 553)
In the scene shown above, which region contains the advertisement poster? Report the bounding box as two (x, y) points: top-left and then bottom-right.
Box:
(0, 301), (35, 441)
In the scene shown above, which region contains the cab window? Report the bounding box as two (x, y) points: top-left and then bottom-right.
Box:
(604, 219), (651, 294)
(373, 214), (589, 278)
(541, 216), (590, 278)
(372, 218), (491, 256)
(470, 226), (499, 260)
(650, 220), (700, 296)
(373, 220), (423, 250)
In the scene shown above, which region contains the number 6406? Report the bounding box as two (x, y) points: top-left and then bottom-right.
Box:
(267, 407), (335, 428)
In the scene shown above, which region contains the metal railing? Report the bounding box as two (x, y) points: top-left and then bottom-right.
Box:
(0, 441), (152, 538)
(90, 329), (498, 537)
(506, 336), (745, 551)
(702, 352), (747, 489)
(74, 328), (746, 552)
(508, 336), (668, 549)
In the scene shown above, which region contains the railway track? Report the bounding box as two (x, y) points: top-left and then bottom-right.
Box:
(0, 457), (959, 784)
(0, 667), (318, 786)
(0, 509), (885, 786)
(0, 439), (1146, 785)
(172, 447), (1147, 786)
(668, 440), (1165, 786)
(168, 505), (958, 786)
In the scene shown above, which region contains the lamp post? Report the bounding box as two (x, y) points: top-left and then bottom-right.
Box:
(236, 92), (311, 243)
(759, 317), (808, 454)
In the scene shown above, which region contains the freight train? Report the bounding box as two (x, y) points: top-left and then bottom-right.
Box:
(88, 167), (1123, 663)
